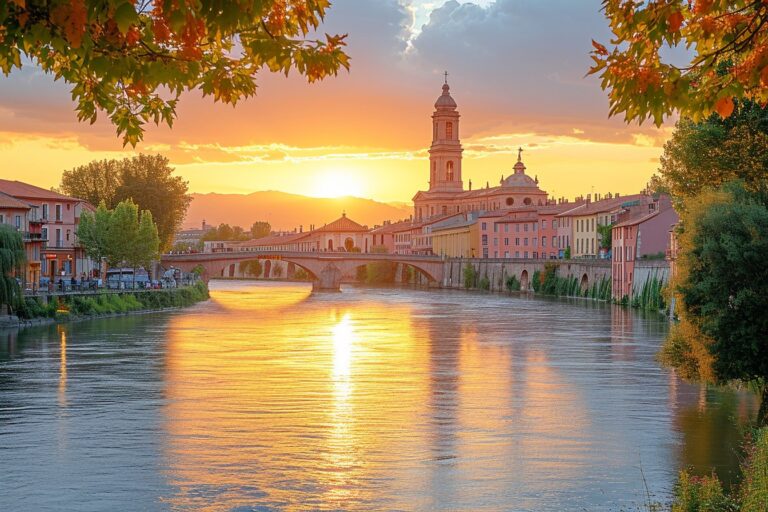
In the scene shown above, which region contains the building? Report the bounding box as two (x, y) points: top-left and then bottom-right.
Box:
(431, 213), (481, 258)
(210, 214), (374, 254)
(611, 195), (678, 299)
(556, 193), (645, 258)
(0, 179), (95, 280)
(174, 220), (214, 250)
(369, 219), (412, 253)
(412, 81), (549, 221)
(0, 191), (44, 289)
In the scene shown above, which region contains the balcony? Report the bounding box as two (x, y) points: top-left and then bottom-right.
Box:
(21, 231), (44, 242)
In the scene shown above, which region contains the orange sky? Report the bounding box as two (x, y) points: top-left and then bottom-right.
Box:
(0, 0), (671, 204)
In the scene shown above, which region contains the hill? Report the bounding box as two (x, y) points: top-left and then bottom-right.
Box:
(184, 191), (412, 230)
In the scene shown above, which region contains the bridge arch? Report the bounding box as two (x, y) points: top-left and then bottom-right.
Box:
(580, 273), (589, 293)
(520, 269), (529, 290)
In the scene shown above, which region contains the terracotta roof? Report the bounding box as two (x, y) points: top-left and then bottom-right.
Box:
(314, 214), (368, 233)
(370, 220), (413, 234)
(556, 194), (645, 217)
(0, 179), (82, 202)
(614, 210), (659, 228)
(0, 191), (32, 210)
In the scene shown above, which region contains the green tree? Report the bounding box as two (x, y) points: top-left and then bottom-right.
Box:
(654, 101), (768, 209)
(591, 1), (768, 125)
(136, 209), (160, 271)
(76, 201), (112, 275)
(60, 154), (191, 251)
(0, 225), (24, 312)
(114, 154), (191, 251)
(660, 182), (768, 426)
(250, 221), (271, 239)
(60, 160), (121, 207)
(106, 199), (140, 284)
(0, 0), (349, 145)
(596, 223), (613, 251)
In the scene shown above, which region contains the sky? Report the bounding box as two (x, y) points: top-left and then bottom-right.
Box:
(0, 0), (671, 203)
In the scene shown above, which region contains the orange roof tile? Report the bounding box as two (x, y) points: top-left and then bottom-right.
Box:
(0, 179), (82, 202)
(0, 191), (32, 210)
(314, 214), (368, 233)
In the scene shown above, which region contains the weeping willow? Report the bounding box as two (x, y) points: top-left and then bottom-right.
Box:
(0, 226), (25, 311)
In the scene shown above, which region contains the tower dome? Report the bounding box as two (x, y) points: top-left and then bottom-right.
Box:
(435, 83), (457, 110)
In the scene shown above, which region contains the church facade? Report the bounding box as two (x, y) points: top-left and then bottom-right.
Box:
(412, 81), (549, 221)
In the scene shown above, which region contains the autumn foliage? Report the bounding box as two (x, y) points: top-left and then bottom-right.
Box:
(591, 0), (768, 125)
(0, 0), (349, 145)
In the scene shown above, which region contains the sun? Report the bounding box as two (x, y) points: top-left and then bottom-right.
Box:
(310, 169), (364, 198)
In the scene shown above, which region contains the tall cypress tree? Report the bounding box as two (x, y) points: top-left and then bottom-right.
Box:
(0, 226), (25, 313)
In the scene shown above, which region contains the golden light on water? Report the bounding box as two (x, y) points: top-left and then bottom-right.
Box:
(58, 327), (67, 408)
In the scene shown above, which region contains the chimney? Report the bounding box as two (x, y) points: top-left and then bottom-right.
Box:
(202, 219), (206, 230)
(299, 225), (303, 233)
(586, 194), (591, 205)
(616, 192), (620, 198)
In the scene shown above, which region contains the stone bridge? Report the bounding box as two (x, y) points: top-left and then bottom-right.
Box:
(161, 251), (445, 291)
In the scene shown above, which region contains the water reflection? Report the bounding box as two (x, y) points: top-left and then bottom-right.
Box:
(0, 282), (761, 511)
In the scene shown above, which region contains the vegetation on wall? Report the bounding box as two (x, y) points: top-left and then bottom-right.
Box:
(463, 263), (478, 290)
(505, 275), (521, 292)
(630, 276), (665, 311)
(478, 275), (490, 291)
(532, 263), (611, 301)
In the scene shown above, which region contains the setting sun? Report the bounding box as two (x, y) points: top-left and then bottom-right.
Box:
(310, 168), (364, 198)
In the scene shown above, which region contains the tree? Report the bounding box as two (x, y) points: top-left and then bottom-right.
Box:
(239, 259), (262, 278)
(591, 1), (768, 125)
(60, 154), (191, 251)
(76, 201), (112, 275)
(654, 100), (768, 209)
(135, 209), (160, 272)
(660, 182), (768, 425)
(60, 160), (121, 207)
(0, 225), (25, 312)
(596, 222), (613, 251)
(0, 1), (349, 146)
(106, 199), (140, 284)
(250, 221), (271, 239)
(114, 154), (191, 251)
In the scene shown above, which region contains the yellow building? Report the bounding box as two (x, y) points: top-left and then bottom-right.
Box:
(564, 194), (645, 258)
(431, 217), (479, 258)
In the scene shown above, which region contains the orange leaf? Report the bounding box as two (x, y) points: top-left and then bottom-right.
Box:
(668, 12), (684, 32)
(715, 97), (735, 118)
(760, 66), (768, 87)
(591, 39), (608, 56)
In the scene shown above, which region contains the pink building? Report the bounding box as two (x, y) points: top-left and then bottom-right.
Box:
(0, 191), (44, 289)
(412, 81), (549, 221)
(611, 195), (678, 299)
(0, 179), (94, 280)
(476, 201), (580, 259)
(369, 219), (412, 253)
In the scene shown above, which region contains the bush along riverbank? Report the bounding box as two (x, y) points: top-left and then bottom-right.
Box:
(14, 281), (209, 322)
(670, 426), (767, 512)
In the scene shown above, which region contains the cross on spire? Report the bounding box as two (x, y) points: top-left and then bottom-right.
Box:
(444, 70), (449, 84)
(517, 147), (523, 162)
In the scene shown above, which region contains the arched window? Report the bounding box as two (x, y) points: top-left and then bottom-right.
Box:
(446, 161), (454, 181)
(446, 121), (453, 139)
(523, 197), (532, 205)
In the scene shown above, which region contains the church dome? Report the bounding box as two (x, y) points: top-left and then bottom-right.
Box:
(501, 150), (539, 188)
(435, 83), (457, 110)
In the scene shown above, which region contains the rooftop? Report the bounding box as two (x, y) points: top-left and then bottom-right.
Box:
(0, 179), (83, 202)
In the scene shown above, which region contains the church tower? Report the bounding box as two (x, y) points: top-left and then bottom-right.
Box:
(428, 75), (463, 192)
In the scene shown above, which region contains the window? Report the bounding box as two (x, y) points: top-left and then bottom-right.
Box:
(55, 204), (62, 221)
(524, 238), (529, 246)
(524, 251), (529, 258)
(542, 220), (547, 229)
(0, 214), (4, 223)
(493, 224), (498, 233)
(516, 224), (520, 232)
(66, 229), (71, 241)
(524, 223), (529, 232)
(482, 222), (487, 231)
(504, 238), (509, 245)
(482, 234), (488, 246)
(42, 204), (49, 220)
(14, 215), (21, 229)
(515, 251), (520, 258)
(504, 224), (509, 233)
(494, 238), (498, 246)
(55, 228), (62, 247)
(494, 251), (498, 258)
(542, 236), (547, 247)
(446, 121), (453, 139)
(523, 197), (532, 205)
(446, 161), (454, 181)
(483, 248), (488, 258)
(504, 251), (509, 258)
(506, 197), (514, 206)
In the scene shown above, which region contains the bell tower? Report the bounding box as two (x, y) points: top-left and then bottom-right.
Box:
(428, 73), (463, 192)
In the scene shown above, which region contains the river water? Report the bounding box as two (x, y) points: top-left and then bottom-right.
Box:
(0, 281), (758, 511)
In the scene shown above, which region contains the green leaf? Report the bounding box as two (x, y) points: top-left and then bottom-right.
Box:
(114, 2), (139, 34)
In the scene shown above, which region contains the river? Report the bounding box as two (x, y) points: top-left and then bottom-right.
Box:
(0, 281), (758, 511)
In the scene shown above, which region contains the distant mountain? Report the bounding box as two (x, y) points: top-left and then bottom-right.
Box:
(184, 190), (412, 231)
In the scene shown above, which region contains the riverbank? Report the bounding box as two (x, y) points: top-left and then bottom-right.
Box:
(1, 281), (209, 328)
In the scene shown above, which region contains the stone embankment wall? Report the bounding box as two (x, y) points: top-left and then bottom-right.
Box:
(438, 258), (613, 293)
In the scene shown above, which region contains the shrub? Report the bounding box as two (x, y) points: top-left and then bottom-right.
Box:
(478, 275), (490, 290)
(463, 263), (477, 289)
(505, 275), (520, 292)
(672, 472), (735, 512)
